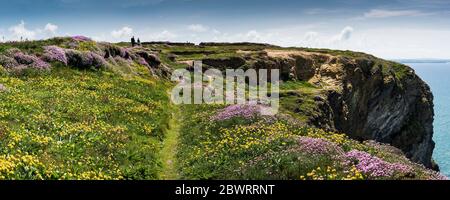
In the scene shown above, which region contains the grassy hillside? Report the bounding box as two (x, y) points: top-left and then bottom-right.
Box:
(0, 38), (173, 180)
(0, 38), (446, 180)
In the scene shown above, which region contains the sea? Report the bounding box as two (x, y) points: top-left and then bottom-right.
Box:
(407, 62), (450, 176)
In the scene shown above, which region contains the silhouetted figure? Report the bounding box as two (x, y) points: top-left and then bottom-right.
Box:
(137, 38), (141, 46)
(131, 36), (136, 47)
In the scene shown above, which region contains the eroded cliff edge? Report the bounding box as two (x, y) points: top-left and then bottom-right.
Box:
(199, 48), (435, 168)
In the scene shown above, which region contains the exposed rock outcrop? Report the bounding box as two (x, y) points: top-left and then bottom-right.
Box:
(253, 50), (435, 168)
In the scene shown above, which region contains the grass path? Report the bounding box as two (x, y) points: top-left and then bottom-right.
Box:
(159, 107), (181, 180)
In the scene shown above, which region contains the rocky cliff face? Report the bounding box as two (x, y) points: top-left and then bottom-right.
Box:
(201, 49), (435, 168)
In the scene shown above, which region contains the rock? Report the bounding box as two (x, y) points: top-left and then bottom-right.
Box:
(135, 51), (161, 67)
(261, 51), (436, 168)
(0, 84), (8, 92)
(167, 54), (177, 62)
(313, 95), (324, 102)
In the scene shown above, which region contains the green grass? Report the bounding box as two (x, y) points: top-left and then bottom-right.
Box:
(159, 108), (181, 180)
(0, 65), (172, 180)
(279, 81), (323, 122)
(0, 37), (71, 54)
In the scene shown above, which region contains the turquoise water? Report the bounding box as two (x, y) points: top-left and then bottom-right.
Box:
(408, 62), (450, 176)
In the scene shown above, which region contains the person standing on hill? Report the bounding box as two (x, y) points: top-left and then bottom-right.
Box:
(131, 36), (136, 47)
(137, 38), (141, 46)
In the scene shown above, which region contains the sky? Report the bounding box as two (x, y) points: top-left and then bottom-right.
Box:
(0, 0), (450, 59)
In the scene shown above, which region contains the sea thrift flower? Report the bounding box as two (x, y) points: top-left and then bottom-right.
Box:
(296, 137), (344, 155)
(211, 104), (262, 121)
(0, 55), (19, 69)
(72, 35), (91, 42)
(137, 57), (149, 66)
(13, 52), (50, 69)
(426, 170), (448, 180)
(65, 49), (107, 69)
(114, 56), (132, 65)
(119, 47), (130, 58)
(14, 52), (37, 65)
(31, 58), (51, 69)
(85, 52), (107, 68)
(344, 150), (413, 178)
(43, 46), (67, 65)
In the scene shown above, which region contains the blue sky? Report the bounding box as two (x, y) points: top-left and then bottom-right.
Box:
(0, 0), (450, 59)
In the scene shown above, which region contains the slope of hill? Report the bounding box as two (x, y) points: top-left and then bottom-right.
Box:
(0, 37), (445, 180)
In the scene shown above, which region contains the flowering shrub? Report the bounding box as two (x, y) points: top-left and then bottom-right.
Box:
(114, 57), (132, 66)
(72, 35), (91, 42)
(211, 104), (262, 121)
(0, 55), (19, 69)
(14, 52), (38, 65)
(65, 49), (107, 69)
(119, 47), (130, 58)
(13, 52), (50, 70)
(344, 150), (412, 178)
(43, 46), (67, 65)
(137, 57), (149, 66)
(86, 52), (107, 68)
(30, 58), (51, 69)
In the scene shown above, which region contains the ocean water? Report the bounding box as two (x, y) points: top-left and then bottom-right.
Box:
(408, 62), (450, 176)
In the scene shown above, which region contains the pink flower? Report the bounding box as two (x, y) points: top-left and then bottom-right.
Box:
(137, 57), (149, 66)
(211, 104), (262, 121)
(296, 137), (344, 155)
(65, 49), (107, 69)
(72, 35), (91, 42)
(344, 150), (413, 178)
(43, 46), (67, 65)
(13, 52), (50, 69)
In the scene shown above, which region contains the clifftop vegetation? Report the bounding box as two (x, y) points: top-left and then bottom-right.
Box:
(0, 37), (444, 180)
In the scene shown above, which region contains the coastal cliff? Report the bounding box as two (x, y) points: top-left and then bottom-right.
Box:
(0, 38), (441, 180)
(196, 47), (436, 168)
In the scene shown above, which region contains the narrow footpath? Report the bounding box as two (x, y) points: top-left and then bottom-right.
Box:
(159, 108), (181, 180)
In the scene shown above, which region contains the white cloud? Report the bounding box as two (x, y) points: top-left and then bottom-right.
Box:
(212, 29), (221, 34)
(44, 23), (58, 34)
(152, 30), (177, 40)
(304, 31), (318, 41)
(364, 9), (427, 18)
(8, 20), (36, 40)
(111, 26), (133, 38)
(245, 30), (263, 42)
(337, 26), (353, 41)
(188, 24), (209, 32)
